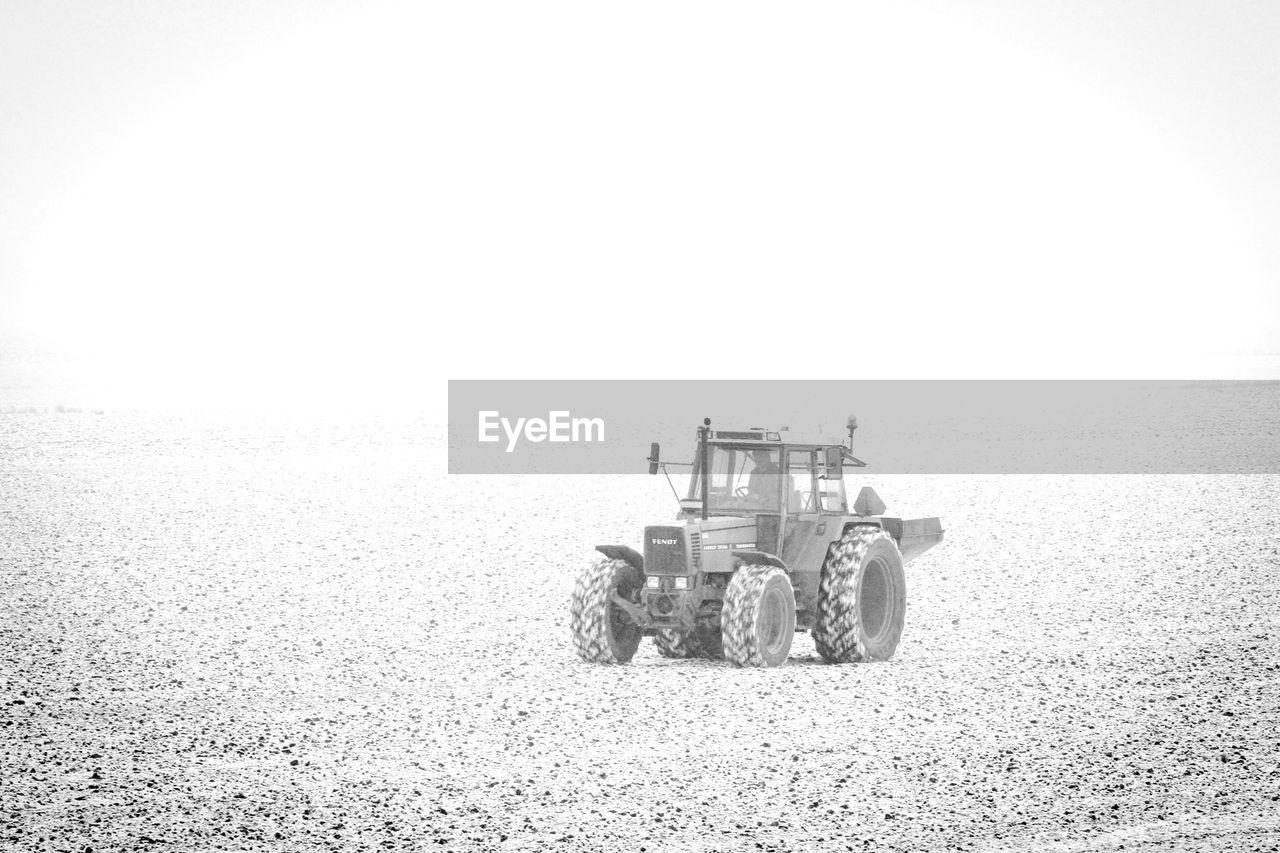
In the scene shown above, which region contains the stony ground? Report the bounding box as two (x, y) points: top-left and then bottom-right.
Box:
(3, 412), (1279, 852)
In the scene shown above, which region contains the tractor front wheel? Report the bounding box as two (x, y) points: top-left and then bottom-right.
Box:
(653, 630), (697, 658)
(722, 565), (796, 668)
(570, 557), (644, 664)
(654, 621), (725, 660)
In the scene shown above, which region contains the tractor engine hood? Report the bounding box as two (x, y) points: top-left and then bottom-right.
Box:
(687, 517), (757, 536)
(644, 517), (761, 576)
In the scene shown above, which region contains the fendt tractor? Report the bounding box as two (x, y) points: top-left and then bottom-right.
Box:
(570, 417), (944, 668)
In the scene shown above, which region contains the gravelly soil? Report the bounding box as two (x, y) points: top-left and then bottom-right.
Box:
(3, 412), (1280, 852)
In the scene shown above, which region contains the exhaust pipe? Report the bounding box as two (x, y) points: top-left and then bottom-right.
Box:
(699, 418), (711, 521)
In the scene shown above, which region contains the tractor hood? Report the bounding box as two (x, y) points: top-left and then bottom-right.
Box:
(685, 516), (760, 553)
(641, 517), (761, 576)
(686, 516), (757, 537)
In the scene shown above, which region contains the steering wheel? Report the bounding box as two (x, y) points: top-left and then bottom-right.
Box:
(734, 486), (750, 498)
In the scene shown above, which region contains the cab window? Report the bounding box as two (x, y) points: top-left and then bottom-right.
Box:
(787, 450), (816, 512)
(817, 452), (847, 513)
(693, 446), (783, 511)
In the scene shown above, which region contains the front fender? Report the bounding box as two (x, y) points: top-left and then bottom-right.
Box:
(732, 550), (787, 570)
(595, 544), (644, 573)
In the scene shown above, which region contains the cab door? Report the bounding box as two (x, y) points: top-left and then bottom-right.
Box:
(780, 448), (826, 622)
(784, 449), (819, 514)
(816, 445), (849, 514)
(779, 449), (820, 560)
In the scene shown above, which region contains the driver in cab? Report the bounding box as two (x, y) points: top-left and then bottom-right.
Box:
(743, 450), (781, 508)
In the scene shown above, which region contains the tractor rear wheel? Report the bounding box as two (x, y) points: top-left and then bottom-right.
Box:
(570, 557), (644, 664)
(721, 564), (796, 668)
(812, 525), (906, 663)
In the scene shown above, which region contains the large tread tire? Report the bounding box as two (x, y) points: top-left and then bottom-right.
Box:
(570, 557), (643, 664)
(653, 630), (696, 658)
(721, 565), (796, 668)
(812, 525), (906, 663)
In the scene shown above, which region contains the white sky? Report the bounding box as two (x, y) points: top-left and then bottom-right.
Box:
(2, 1), (1278, 407)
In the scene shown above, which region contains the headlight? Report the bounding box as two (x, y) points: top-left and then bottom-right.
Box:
(672, 577), (689, 590)
(645, 576), (660, 589)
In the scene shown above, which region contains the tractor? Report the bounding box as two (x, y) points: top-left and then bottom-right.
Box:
(570, 417), (944, 667)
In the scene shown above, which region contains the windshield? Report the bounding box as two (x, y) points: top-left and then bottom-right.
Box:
(688, 445), (783, 512)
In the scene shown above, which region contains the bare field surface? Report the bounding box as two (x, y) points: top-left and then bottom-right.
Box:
(3, 413), (1280, 852)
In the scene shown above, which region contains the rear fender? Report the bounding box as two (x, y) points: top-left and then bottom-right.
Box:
(840, 519), (883, 538)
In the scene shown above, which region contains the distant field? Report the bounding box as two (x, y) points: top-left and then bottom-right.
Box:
(3, 412), (1279, 851)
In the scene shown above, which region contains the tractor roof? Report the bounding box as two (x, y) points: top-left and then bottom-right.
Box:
(705, 429), (865, 464)
(709, 429), (782, 442)
(708, 428), (836, 449)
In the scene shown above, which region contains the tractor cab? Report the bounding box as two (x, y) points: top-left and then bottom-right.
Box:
(647, 421), (876, 570)
(681, 438), (852, 518)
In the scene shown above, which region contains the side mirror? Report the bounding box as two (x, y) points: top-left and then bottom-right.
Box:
(648, 442), (660, 475)
(824, 445), (844, 478)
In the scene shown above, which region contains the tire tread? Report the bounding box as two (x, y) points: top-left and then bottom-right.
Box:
(812, 525), (897, 663)
(570, 557), (640, 664)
